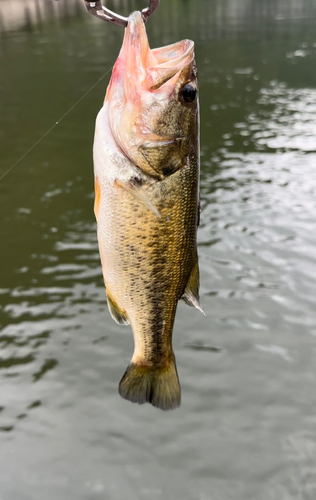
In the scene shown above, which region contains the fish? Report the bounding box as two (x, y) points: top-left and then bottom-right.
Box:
(93, 10), (202, 410)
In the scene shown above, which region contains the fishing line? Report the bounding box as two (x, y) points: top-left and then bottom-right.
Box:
(0, 66), (113, 183)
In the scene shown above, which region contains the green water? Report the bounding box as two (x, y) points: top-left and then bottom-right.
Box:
(1, 1), (316, 498)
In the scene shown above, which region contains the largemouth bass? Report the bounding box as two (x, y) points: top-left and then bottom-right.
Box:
(93, 11), (202, 410)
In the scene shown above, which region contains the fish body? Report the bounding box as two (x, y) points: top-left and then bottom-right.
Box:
(93, 11), (201, 410)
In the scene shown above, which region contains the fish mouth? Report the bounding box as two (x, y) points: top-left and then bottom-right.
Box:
(105, 11), (194, 101)
(147, 40), (195, 90)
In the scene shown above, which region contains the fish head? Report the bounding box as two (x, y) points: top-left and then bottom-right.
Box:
(106, 11), (199, 180)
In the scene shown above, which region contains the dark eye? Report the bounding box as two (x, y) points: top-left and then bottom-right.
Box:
(181, 83), (197, 103)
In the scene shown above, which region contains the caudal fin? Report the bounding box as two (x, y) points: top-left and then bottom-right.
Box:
(118, 358), (181, 411)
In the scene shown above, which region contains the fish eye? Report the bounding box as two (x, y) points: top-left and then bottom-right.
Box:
(181, 83), (197, 104)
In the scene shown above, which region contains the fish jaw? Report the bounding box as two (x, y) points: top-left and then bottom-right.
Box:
(105, 11), (197, 178)
(104, 11), (154, 105)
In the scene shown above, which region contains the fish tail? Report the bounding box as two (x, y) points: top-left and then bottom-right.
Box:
(118, 356), (181, 411)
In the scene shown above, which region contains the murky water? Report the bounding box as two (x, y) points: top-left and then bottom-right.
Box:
(1, 0), (316, 498)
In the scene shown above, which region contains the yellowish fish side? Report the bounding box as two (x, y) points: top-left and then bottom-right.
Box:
(93, 11), (201, 410)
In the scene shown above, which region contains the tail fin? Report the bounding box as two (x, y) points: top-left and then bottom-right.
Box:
(118, 358), (181, 411)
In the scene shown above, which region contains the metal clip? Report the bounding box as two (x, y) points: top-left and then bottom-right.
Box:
(84, 0), (160, 27)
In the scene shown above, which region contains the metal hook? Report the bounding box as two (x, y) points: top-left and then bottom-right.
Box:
(84, 1), (160, 27)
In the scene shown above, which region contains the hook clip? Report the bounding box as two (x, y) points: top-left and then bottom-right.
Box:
(84, 1), (160, 27)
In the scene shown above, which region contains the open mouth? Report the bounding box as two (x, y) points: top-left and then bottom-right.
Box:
(105, 11), (194, 100)
(147, 40), (194, 90)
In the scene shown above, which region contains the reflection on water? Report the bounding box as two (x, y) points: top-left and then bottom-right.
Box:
(1, 0), (316, 499)
(0, 0), (84, 33)
(1, 0), (316, 36)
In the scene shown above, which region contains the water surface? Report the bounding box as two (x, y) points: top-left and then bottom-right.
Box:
(1, 1), (316, 499)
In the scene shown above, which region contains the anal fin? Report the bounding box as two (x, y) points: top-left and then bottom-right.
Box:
(181, 252), (205, 315)
(106, 292), (129, 325)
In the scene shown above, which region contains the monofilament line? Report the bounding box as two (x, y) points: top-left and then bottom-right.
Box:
(0, 67), (113, 182)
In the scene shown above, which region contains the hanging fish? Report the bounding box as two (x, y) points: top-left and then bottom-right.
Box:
(91, 3), (202, 410)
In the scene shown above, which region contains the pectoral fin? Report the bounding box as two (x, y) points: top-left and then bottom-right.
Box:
(106, 292), (129, 325)
(181, 254), (205, 315)
(115, 179), (161, 218)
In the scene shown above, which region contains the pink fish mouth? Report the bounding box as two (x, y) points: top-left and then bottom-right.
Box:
(105, 11), (194, 101)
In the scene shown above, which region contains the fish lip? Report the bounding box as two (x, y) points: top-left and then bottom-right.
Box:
(151, 39), (195, 68)
(147, 40), (195, 90)
(140, 137), (184, 149)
